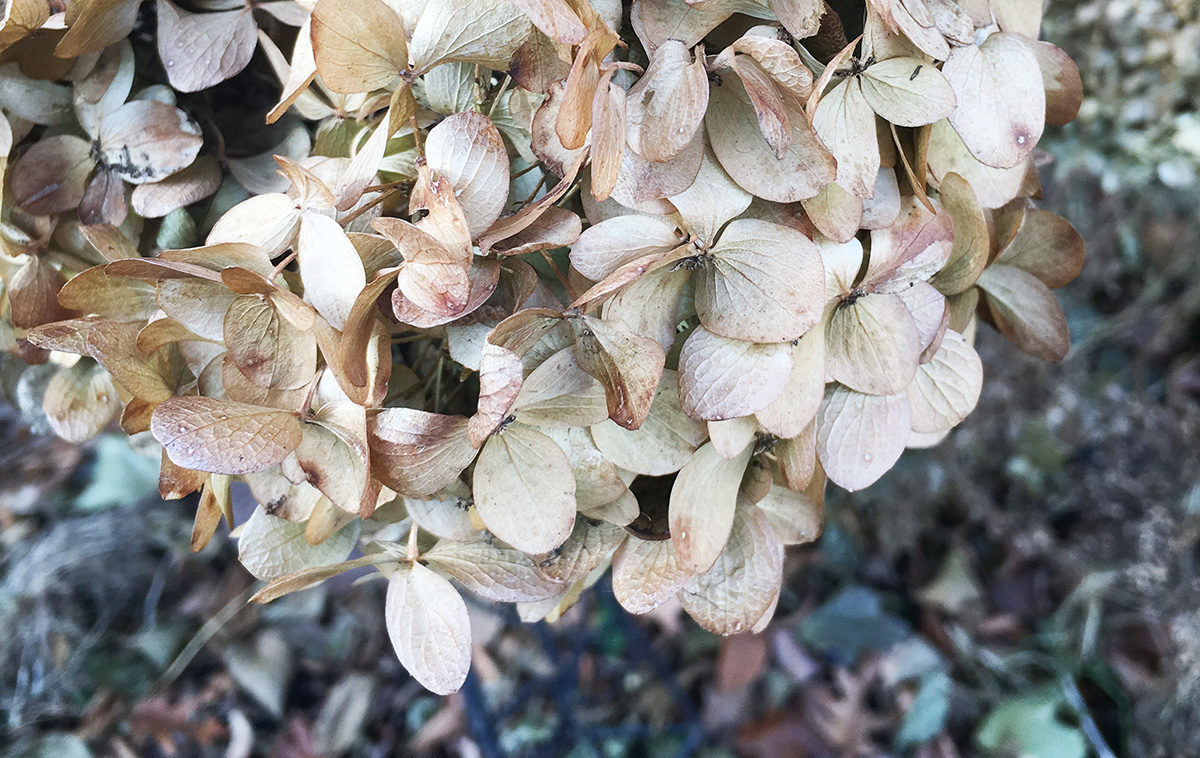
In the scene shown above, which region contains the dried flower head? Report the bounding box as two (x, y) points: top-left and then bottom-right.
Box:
(0, 0), (1084, 694)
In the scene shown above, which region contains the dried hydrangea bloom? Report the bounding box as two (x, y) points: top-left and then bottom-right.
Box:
(0, 0), (1085, 694)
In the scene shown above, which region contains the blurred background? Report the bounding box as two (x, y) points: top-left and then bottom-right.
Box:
(3, 2), (1199, 756)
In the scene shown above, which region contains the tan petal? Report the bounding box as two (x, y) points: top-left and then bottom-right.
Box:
(508, 0), (586, 45)
(1031, 41), (1082, 127)
(572, 315), (666, 429)
(993, 208), (1084, 289)
(224, 294), (317, 390)
(757, 484), (822, 545)
(976, 263), (1069, 361)
(409, 0), (531, 71)
(678, 498), (784, 635)
(367, 408), (474, 495)
(468, 342), (524, 447)
(10, 135), (94, 215)
(473, 423), (576, 554)
(756, 328), (826, 438)
(151, 396), (304, 474)
(627, 39), (709, 162)
(512, 346), (610, 427)
(588, 72), (626, 201)
(927, 119), (1028, 209)
(669, 441), (752, 573)
(238, 505), (358, 579)
(424, 112), (510, 237)
(310, 0), (407, 94)
(131, 156), (222, 217)
(569, 214), (680, 280)
(707, 74), (836, 202)
(930, 171), (989, 294)
(667, 149), (751, 246)
(43, 359), (122, 443)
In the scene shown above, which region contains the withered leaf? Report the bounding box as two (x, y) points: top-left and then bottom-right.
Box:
(368, 408), (475, 496)
(572, 315), (666, 430)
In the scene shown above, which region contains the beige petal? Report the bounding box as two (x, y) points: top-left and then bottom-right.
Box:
(473, 423), (577, 554)
(677, 327), (793, 420)
(403, 481), (481, 541)
(424, 538), (564, 602)
(756, 485), (822, 545)
(816, 385), (911, 491)
(238, 505), (358, 579)
(826, 292), (922, 395)
(512, 346), (610, 427)
(508, 0), (586, 45)
(699, 218), (826, 343)
(588, 72), (626, 202)
(569, 214), (681, 280)
(859, 57), (956, 127)
(756, 328), (826, 439)
(813, 77), (879, 199)
(612, 536), (690, 614)
(942, 33), (1044, 169)
(297, 212), (367, 330)
(97, 100), (203, 184)
(224, 295), (317, 390)
(678, 498), (783, 635)
(409, 0), (531, 71)
(927, 119), (1028, 209)
(156, 0), (257, 92)
(669, 440), (752, 573)
(131, 156), (222, 218)
(534, 517), (626, 584)
(590, 368), (707, 476)
(667, 149), (751, 246)
(468, 342), (524, 447)
(385, 562), (472, 695)
(906, 330), (981, 433)
(424, 112), (510, 237)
